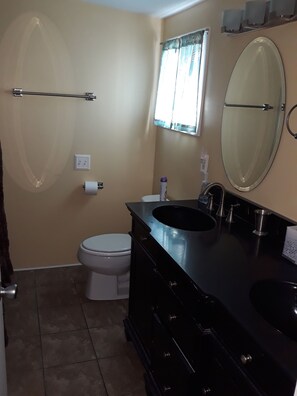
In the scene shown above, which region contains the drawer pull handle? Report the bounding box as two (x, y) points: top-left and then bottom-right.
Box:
(168, 314), (177, 321)
(202, 387), (211, 395)
(240, 354), (253, 365)
(163, 385), (172, 392)
(140, 236), (148, 241)
(169, 280), (178, 288)
(163, 351), (171, 359)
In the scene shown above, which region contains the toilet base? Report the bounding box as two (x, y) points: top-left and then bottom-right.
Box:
(85, 270), (129, 300)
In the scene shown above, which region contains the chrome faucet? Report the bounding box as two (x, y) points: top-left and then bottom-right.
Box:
(199, 182), (226, 217)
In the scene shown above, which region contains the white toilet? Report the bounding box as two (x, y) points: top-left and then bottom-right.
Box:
(141, 194), (161, 202)
(78, 195), (160, 301)
(78, 233), (131, 300)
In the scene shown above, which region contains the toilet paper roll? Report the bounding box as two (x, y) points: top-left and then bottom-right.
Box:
(84, 181), (98, 195)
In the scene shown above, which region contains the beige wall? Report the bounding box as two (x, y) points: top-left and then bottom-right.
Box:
(0, 0), (161, 268)
(153, 0), (297, 222)
(3, 0), (297, 269)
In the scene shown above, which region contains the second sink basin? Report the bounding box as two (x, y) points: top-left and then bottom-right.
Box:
(152, 205), (216, 232)
(250, 279), (297, 342)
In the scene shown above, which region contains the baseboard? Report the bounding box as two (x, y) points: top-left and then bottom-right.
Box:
(14, 263), (82, 271)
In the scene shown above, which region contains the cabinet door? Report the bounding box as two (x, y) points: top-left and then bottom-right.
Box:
(128, 238), (156, 352)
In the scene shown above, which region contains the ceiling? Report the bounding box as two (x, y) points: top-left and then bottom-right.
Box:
(81, 0), (205, 18)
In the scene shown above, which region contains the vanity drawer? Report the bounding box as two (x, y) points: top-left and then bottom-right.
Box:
(213, 305), (295, 396)
(154, 270), (204, 369)
(156, 259), (207, 323)
(200, 333), (262, 396)
(150, 314), (197, 396)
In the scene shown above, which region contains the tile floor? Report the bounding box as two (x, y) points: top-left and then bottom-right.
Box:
(4, 265), (147, 396)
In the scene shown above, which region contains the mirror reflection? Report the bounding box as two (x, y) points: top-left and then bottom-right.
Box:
(221, 37), (285, 191)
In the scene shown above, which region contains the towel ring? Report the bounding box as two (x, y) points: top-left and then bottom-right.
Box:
(286, 104), (297, 139)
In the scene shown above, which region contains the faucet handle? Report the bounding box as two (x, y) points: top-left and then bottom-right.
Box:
(226, 203), (240, 223)
(198, 194), (209, 205)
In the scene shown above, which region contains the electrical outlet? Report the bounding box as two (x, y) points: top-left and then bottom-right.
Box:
(74, 154), (91, 170)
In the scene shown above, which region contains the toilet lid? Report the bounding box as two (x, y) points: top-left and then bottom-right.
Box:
(82, 233), (131, 253)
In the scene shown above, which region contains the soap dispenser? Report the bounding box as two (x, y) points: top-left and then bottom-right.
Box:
(160, 176), (167, 201)
(200, 148), (209, 192)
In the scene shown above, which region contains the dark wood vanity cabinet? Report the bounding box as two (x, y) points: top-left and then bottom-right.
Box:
(124, 216), (294, 396)
(127, 237), (156, 357)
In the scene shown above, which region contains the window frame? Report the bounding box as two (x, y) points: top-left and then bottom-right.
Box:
(154, 28), (210, 136)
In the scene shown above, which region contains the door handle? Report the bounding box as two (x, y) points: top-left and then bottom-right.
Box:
(0, 284), (18, 300)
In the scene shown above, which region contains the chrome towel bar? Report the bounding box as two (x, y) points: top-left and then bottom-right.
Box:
(12, 88), (96, 101)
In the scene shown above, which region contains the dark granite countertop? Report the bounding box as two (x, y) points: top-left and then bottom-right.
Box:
(126, 199), (297, 385)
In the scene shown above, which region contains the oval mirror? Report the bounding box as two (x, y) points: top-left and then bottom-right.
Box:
(221, 37), (285, 191)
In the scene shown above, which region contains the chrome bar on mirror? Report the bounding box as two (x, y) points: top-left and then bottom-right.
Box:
(224, 103), (273, 111)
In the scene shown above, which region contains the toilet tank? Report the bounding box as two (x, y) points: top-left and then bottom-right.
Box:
(141, 194), (161, 202)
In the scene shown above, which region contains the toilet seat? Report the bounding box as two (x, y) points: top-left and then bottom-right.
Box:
(81, 233), (131, 257)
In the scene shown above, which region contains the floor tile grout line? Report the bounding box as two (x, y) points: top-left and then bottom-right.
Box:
(40, 327), (91, 338)
(38, 301), (88, 336)
(33, 269), (48, 396)
(43, 356), (98, 370)
(88, 327), (110, 396)
(82, 294), (110, 396)
(95, 358), (110, 396)
(77, 282), (89, 329)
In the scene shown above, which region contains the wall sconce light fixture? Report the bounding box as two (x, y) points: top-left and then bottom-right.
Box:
(221, 0), (297, 34)
(244, 1), (269, 27)
(221, 9), (244, 32)
(270, 0), (297, 18)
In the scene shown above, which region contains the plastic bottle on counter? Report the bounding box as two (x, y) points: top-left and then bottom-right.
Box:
(200, 148), (209, 193)
(160, 176), (167, 201)
(200, 172), (209, 193)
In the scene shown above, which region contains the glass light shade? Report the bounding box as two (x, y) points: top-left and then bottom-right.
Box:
(221, 9), (243, 32)
(270, 0), (297, 17)
(244, 0), (268, 26)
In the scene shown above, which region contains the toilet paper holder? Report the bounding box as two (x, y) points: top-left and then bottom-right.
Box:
(83, 181), (104, 190)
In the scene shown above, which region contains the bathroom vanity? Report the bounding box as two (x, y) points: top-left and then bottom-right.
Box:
(124, 196), (297, 396)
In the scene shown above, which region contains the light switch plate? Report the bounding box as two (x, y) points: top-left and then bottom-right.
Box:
(74, 154), (91, 170)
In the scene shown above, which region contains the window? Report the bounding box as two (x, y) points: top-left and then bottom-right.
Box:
(154, 29), (209, 135)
